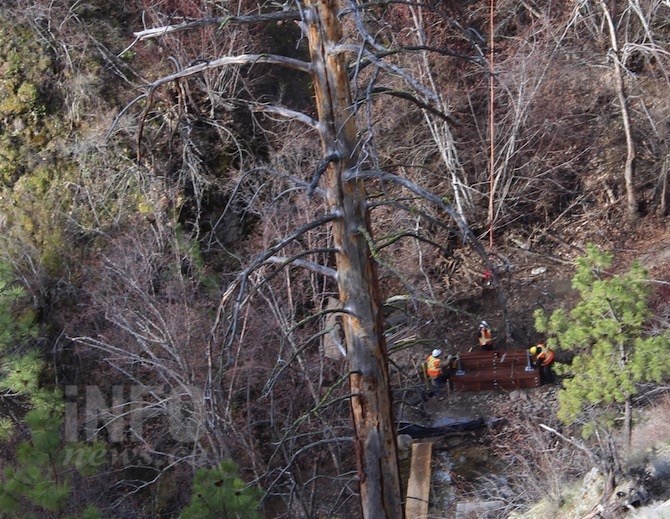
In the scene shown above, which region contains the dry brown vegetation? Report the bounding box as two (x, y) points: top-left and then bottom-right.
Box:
(0, 0), (668, 517)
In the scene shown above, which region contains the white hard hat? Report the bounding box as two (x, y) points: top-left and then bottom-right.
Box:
(480, 320), (489, 328)
(432, 349), (442, 357)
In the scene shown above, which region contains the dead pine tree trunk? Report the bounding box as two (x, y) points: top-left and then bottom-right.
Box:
(304, 1), (404, 518)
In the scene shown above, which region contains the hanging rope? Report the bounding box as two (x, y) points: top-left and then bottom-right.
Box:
(488, 0), (496, 251)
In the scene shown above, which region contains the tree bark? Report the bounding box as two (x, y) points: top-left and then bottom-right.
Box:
(618, 337), (632, 451)
(658, 153), (669, 216)
(304, 1), (404, 517)
(601, 0), (638, 219)
(623, 395), (632, 452)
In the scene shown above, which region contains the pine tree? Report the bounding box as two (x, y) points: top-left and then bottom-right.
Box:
(0, 260), (105, 516)
(181, 460), (261, 519)
(535, 244), (670, 450)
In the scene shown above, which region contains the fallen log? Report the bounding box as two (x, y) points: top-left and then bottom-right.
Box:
(397, 417), (487, 439)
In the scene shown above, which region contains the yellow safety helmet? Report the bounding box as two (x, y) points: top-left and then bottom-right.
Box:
(529, 346), (538, 355)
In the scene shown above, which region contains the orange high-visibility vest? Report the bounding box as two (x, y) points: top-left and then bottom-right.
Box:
(479, 328), (492, 346)
(537, 348), (555, 367)
(425, 355), (441, 378)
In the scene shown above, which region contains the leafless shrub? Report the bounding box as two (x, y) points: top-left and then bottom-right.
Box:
(462, 393), (591, 515)
(630, 393), (670, 453)
(62, 219), (227, 510)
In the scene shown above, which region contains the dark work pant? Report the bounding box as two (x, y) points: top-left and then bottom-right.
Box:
(431, 372), (450, 388)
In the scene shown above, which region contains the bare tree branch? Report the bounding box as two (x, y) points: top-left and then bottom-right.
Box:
(538, 423), (600, 463)
(265, 255), (337, 278)
(248, 101), (319, 129)
(600, 0), (638, 219)
(352, 168), (512, 339)
(374, 230), (448, 254)
(146, 54), (311, 90)
(355, 87), (460, 126)
(212, 212), (339, 368)
(131, 11), (303, 42)
(135, 54), (312, 160)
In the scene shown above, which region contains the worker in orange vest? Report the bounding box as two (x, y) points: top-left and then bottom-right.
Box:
(424, 349), (450, 388)
(530, 343), (555, 384)
(478, 320), (494, 350)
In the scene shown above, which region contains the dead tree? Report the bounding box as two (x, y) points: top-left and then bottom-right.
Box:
(304, 1), (403, 516)
(600, 0), (638, 220)
(126, 2), (508, 516)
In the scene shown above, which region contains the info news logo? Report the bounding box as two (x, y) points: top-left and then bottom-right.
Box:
(64, 384), (206, 445)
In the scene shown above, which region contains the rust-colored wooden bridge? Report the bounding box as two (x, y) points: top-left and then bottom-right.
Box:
(451, 349), (541, 391)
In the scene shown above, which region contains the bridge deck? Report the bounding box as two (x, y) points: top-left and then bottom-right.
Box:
(451, 350), (541, 391)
